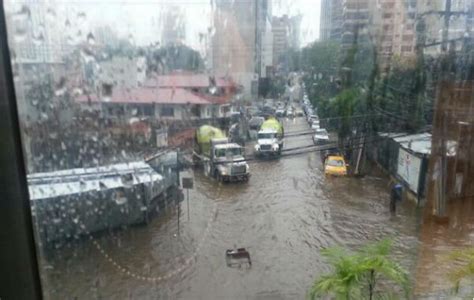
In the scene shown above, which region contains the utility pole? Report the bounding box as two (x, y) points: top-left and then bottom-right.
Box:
(437, 0), (452, 218)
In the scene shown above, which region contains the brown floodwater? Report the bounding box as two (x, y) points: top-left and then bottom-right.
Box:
(39, 117), (426, 299)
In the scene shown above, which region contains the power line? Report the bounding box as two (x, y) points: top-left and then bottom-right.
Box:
(194, 130), (431, 166)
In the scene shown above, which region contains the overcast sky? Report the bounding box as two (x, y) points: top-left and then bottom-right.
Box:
(6, 0), (320, 49)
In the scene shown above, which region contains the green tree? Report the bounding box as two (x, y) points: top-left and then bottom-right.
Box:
(146, 44), (205, 74)
(309, 239), (410, 300)
(330, 88), (362, 144)
(447, 247), (474, 294)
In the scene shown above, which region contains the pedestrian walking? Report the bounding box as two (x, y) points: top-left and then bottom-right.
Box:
(390, 184), (403, 214)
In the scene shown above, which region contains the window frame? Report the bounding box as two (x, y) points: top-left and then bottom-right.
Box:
(0, 4), (43, 299)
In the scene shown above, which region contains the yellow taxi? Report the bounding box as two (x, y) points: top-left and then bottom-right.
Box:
(324, 155), (348, 176)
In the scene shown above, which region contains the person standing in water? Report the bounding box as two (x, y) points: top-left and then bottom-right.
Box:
(390, 184), (403, 214)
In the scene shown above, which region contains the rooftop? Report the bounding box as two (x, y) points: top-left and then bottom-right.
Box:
(28, 161), (163, 200)
(76, 87), (211, 105)
(144, 74), (235, 88)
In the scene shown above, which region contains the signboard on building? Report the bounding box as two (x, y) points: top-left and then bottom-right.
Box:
(156, 128), (168, 148)
(397, 147), (422, 194)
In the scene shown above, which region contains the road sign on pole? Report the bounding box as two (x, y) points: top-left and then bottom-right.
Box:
(182, 177), (193, 221)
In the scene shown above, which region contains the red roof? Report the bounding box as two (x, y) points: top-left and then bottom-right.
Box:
(215, 77), (235, 87)
(76, 88), (211, 105)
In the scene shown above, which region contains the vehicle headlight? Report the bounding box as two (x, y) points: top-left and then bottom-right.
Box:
(245, 164), (250, 172)
(254, 144), (260, 151)
(219, 165), (228, 176)
(272, 144), (279, 151)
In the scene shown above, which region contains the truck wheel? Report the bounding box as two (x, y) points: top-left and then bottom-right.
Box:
(204, 162), (211, 176)
(214, 170), (221, 182)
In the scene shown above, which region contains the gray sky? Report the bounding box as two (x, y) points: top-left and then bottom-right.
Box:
(6, 0), (320, 49)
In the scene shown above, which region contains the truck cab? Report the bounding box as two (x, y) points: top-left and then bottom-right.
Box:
(210, 139), (249, 182)
(254, 128), (283, 156)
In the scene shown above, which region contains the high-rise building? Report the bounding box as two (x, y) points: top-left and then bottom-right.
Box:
(289, 14), (303, 49)
(272, 15), (289, 68)
(8, 0), (64, 64)
(320, 0), (343, 41)
(340, 0), (376, 49)
(212, 0), (271, 97)
(372, 0), (417, 68)
(160, 6), (186, 46)
(320, 0), (331, 41)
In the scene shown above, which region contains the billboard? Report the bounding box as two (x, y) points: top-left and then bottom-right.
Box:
(397, 147), (422, 194)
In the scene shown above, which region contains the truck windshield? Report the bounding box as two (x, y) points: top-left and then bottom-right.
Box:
(215, 147), (242, 157)
(258, 133), (275, 139)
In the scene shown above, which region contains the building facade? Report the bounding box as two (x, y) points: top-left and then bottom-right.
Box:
(272, 15), (289, 68)
(372, 0), (417, 68)
(212, 0), (272, 98)
(417, 0), (473, 57)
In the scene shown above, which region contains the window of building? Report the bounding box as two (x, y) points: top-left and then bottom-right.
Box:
(160, 106), (174, 117)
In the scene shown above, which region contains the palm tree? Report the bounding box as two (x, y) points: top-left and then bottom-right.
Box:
(447, 247), (474, 294)
(308, 239), (410, 300)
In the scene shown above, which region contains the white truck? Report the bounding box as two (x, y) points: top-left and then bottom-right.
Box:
(254, 118), (284, 157)
(194, 126), (250, 182)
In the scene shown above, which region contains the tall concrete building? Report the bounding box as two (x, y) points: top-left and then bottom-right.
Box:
(272, 15), (289, 68)
(320, 0), (343, 41)
(289, 14), (303, 49)
(372, 0), (417, 68)
(340, 0), (376, 49)
(212, 0), (271, 98)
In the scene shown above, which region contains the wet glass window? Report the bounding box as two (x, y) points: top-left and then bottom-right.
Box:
(2, 0), (474, 299)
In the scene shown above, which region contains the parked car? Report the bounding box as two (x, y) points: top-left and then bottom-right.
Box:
(276, 109), (286, 117)
(311, 120), (320, 130)
(247, 106), (260, 117)
(295, 109), (304, 116)
(286, 109), (294, 118)
(308, 115), (319, 124)
(313, 129), (329, 145)
(324, 155), (348, 176)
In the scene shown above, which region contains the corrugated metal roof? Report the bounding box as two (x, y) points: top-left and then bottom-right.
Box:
(28, 161), (163, 200)
(379, 132), (457, 157)
(393, 133), (432, 155)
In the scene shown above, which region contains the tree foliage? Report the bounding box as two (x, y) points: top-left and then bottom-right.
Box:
(308, 239), (410, 300)
(146, 44), (205, 74)
(447, 247), (474, 294)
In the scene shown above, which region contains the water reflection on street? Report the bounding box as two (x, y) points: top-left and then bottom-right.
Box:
(43, 117), (423, 299)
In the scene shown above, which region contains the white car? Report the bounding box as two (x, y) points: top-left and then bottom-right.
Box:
(276, 109), (285, 117)
(312, 128), (329, 144)
(311, 120), (320, 130)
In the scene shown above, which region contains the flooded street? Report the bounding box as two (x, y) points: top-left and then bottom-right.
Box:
(42, 117), (422, 299)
